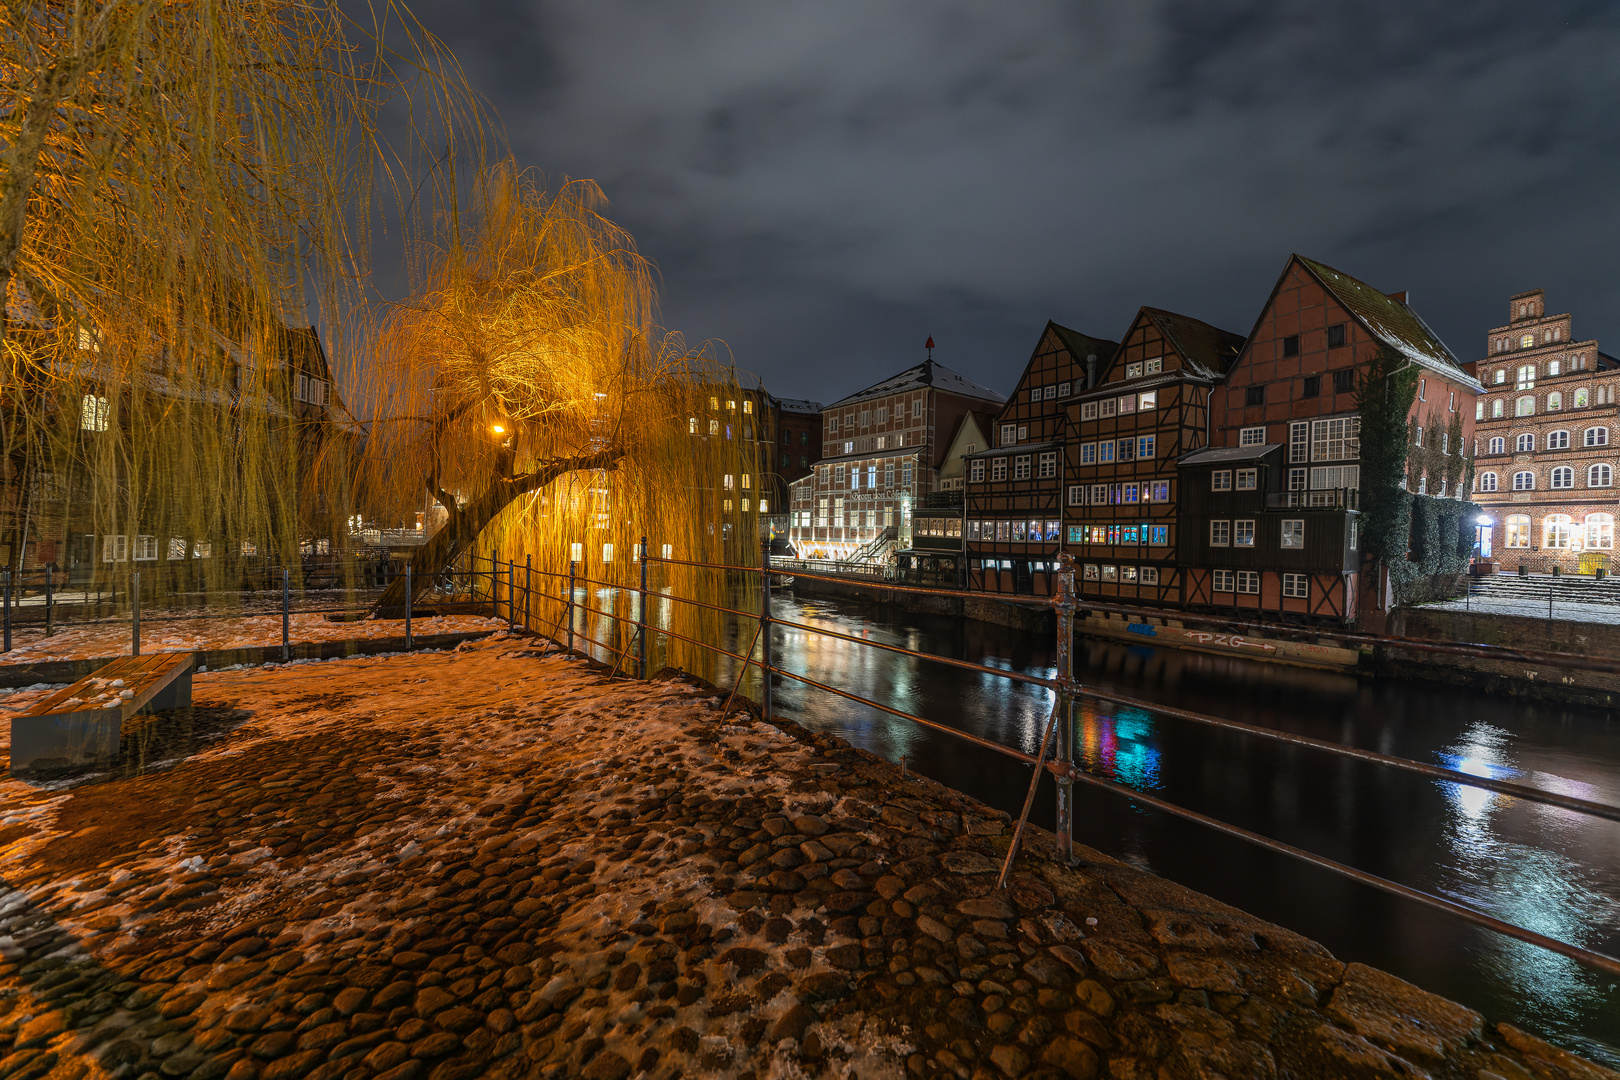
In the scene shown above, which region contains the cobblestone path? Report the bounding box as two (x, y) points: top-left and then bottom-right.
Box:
(0, 636), (1613, 1080)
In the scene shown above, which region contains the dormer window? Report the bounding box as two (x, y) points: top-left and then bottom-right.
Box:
(1145, 358), (1163, 374)
(1126, 362), (1143, 379)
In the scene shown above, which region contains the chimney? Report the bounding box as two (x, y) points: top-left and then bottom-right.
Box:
(1085, 353), (1097, 388)
(1387, 290), (1408, 304)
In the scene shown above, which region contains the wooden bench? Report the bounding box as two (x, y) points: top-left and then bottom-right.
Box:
(10, 652), (195, 779)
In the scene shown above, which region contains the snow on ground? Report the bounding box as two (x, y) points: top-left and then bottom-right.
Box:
(0, 639), (1604, 1080)
(0, 612), (506, 665)
(1416, 595), (1620, 625)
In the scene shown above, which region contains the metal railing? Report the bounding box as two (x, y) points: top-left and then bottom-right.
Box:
(1266, 487), (1360, 509)
(486, 541), (1620, 980)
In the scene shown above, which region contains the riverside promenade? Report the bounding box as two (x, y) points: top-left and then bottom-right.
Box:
(0, 636), (1613, 1080)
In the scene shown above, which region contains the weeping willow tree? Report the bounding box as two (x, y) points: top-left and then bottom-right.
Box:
(361, 166), (762, 678)
(0, 0), (483, 590)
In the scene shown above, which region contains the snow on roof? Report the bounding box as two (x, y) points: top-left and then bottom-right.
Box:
(1177, 444), (1282, 466)
(827, 359), (1006, 409)
(776, 398), (823, 414)
(1143, 308), (1244, 381)
(1296, 256), (1483, 391)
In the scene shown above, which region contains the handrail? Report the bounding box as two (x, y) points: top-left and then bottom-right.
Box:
(647, 555), (764, 575)
(779, 564), (1053, 606)
(770, 614), (1058, 690)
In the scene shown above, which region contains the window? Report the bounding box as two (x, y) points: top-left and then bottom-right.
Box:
(1488, 437), (1504, 454)
(902, 461), (913, 487)
(1476, 400), (1484, 421)
(863, 466), (873, 489)
(1282, 573), (1308, 599)
(1030, 388), (1042, 403)
(689, 417), (698, 434)
(1240, 426), (1266, 446)
(1310, 417), (1360, 461)
(801, 431), (810, 445)
(1414, 426), (1424, 449)
(1495, 369), (1506, 383)
(1590, 465), (1613, 488)
(1478, 472), (1498, 492)
(1141, 566), (1160, 585)
(1123, 483), (1140, 503)
(1586, 427), (1609, 447)
(1310, 465), (1360, 490)
(876, 436), (887, 450)
(1080, 401), (1098, 421)
(1102, 565), (1118, 581)
(1212, 470), (1231, 491)
(1521, 334), (1535, 349)
(1013, 455), (1032, 480)
(1289, 421), (1309, 464)
(1145, 358), (1163, 374)
(1139, 391), (1157, 411)
(1449, 391), (1456, 413)
(1348, 518), (1359, 550)
(80, 394), (109, 431)
(1234, 520), (1255, 547)
(1237, 570), (1260, 594)
(1544, 515), (1573, 549)
(913, 399), (922, 418)
(1516, 433), (1534, 452)
(1091, 484), (1107, 505)
(1289, 467), (1307, 491)
(1137, 435), (1156, 459)
(1505, 515), (1531, 548)
(1100, 398), (1116, 418)
(1118, 394), (1135, 415)
(102, 534), (128, 562)
(1152, 481), (1170, 501)
(1038, 452), (1058, 479)
(828, 415), (838, 433)
(1046, 520), (1060, 542)
(1280, 520), (1304, 548)
(1332, 369), (1356, 394)
(1068, 485), (1084, 506)
(1281, 335), (1299, 357)
(1302, 375), (1321, 398)
(885, 463), (895, 488)
(991, 458), (1007, 481)
(1492, 400), (1504, 418)
(1236, 468), (1257, 490)
(1244, 386), (1265, 407)
(1098, 441), (1115, 463)
(1516, 364), (1535, 389)
(1548, 392), (1563, 411)
(1213, 570), (1235, 593)
(1210, 520), (1231, 546)
(1001, 424), (1017, 446)
(1126, 362), (1143, 379)
(743, 399), (753, 414)
(709, 419), (720, 435)
(1576, 388), (1591, 408)
(1327, 324), (1346, 348)
(1587, 513), (1614, 549)
(1149, 525), (1169, 545)
(1080, 442), (1096, 464)
(134, 535), (158, 561)
(970, 460), (985, 483)
(1117, 438), (1134, 463)
(1547, 430), (1573, 450)
(1083, 563), (1099, 580)
(1512, 471), (1535, 491)
(1012, 520), (1027, 542)
(1044, 386), (1056, 400)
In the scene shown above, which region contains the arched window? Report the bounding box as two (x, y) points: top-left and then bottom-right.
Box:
(1492, 399), (1505, 418)
(1550, 466), (1574, 489)
(1575, 387), (1590, 407)
(1495, 368), (1506, 383)
(1585, 427), (1609, 447)
(1547, 391), (1562, 411)
(1516, 364), (1536, 388)
(1488, 436), (1505, 454)
(1515, 396), (1535, 417)
(1549, 359), (1562, 375)
(1478, 472), (1498, 492)
(1516, 433), (1535, 452)
(1544, 515), (1573, 549)
(1587, 513), (1614, 549)
(1512, 471), (1535, 491)
(1506, 514), (1531, 548)
(1589, 464), (1613, 488)
(1547, 430), (1570, 450)
(1475, 400), (1484, 420)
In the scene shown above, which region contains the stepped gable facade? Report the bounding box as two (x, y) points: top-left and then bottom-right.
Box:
(1182, 254), (1482, 622)
(964, 321), (1117, 595)
(1061, 308), (1242, 606)
(1468, 289), (1620, 573)
(786, 352), (1004, 563)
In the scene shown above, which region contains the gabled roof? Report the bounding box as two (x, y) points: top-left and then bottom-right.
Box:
(1292, 256), (1482, 391)
(1141, 308), (1244, 381)
(828, 358), (1005, 409)
(1048, 322), (1119, 369)
(776, 398), (823, 414)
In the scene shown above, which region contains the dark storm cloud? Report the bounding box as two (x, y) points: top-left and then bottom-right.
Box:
(400, 0), (1620, 401)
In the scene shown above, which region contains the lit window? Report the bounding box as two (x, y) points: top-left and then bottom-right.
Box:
(1544, 514), (1573, 549)
(1587, 513), (1614, 548)
(1514, 397), (1535, 417)
(1492, 400), (1504, 418)
(1548, 391), (1563, 411)
(1137, 435), (1155, 459)
(743, 399), (752, 414)
(80, 394), (109, 431)
(1505, 515), (1530, 548)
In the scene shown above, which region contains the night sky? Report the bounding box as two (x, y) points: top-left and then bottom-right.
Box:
(401, 0), (1620, 404)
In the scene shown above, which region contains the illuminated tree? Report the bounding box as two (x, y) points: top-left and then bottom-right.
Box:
(0, 0), (480, 582)
(364, 166), (762, 678)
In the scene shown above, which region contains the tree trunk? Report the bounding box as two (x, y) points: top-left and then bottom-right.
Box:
(369, 448), (623, 617)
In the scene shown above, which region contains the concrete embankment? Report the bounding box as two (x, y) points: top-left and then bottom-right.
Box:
(1, 636), (1610, 1080)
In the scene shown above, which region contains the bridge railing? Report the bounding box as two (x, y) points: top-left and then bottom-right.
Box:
(468, 538), (1620, 983)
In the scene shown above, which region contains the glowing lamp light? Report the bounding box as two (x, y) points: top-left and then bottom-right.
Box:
(1476, 515), (1493, 526)
(491, 423), (506, 435)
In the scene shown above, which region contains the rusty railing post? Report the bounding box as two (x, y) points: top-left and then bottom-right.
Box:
(638, 537), (649, 679)
(1054, 551), (1077, 864)
(132, 570), (141, 656)
(283, 566), (292, 661)
(761, 538), (773, 721)
(566, 559), (576, 653)
(404, 563), (413, 653)
(525, 554), (533, 633)
(2, 570), (10, 653)
(508, 558), (517, 631)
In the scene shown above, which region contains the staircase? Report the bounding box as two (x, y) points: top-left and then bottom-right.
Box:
(1467, 573), (1620, 605)
(847, 526), (898, 567)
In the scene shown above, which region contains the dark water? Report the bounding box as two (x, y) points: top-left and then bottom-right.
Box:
(580, 587), (1620, 1065)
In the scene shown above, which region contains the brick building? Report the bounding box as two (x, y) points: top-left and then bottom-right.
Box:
(1469, 289), (1619, 573)
(1182, 255), (1482, 623)
(786, 352), (1003, 563)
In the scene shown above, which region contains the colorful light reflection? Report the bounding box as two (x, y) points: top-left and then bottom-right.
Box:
(1078, 703), (1163, 791)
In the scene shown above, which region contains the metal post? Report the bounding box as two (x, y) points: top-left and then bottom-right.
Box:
(761, 539), (773, 721)
(525, 555), (533, 633)
(132, 571), (141, 656)
(1053, 552), (1077, 865)
(508, 559), (516, 631)
(1550, 583), (1554, 621)
(638, 538), (648, 679)
(282, 567), (291, 662)
(2, 570), (9, 653)
(567, 559), (576, 652)
(404, 563), (413, 652)
(45, 565), (54, 637)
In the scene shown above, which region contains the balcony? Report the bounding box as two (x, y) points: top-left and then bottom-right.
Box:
(1267, 488), (1359, 510)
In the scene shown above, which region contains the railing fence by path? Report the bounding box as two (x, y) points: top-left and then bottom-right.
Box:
(471, 540), (1620, 982)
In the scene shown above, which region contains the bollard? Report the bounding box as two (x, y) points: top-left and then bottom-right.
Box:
(567, 560), (576, 652)
(282, 567), (291, 662)
(760, 539), (773, 721)
(2, 570), (10, 653)
(638, 537), (649, 679)
(132, 571), (141, 656)
(1053, 552), (1077, 865)
(404, 563), (413, 652)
